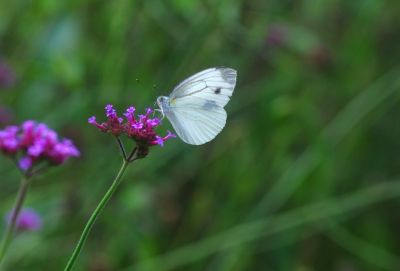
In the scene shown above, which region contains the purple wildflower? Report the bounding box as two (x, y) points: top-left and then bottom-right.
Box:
(6, 208), (42, 231)
(124, 107), (172, 146)
(152, 131), (176, 147)
(0, 121), (80, 172)
(49, 139), (81, 164)
(19, 156), (33, 171)
(89, 104), (175, 156)
(0, 126), (19, 154)
(88, 116), (101, 128)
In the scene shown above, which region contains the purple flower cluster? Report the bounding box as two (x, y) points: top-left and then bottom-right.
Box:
(0, 121), (80, 172)
(6, 208), (42, 232)
(88, 104), (175, 147)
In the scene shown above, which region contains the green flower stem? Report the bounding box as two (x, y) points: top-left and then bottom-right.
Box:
(0, 176), (30, 264)
(64, 159), (130, 271)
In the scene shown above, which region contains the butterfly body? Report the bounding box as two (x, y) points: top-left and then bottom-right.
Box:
(156, 96), (171, 114)
(157, 67), (237, 145)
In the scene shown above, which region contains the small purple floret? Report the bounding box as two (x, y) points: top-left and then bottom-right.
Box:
(6, 208), (42, 231)
(132, 122), (143, 129)
(154, 136), (164, 147)
(88, 116), (96, 124)
(19, 156), (32, 171)
(105, 104), (117, 118)
(0, 126), (19, 153)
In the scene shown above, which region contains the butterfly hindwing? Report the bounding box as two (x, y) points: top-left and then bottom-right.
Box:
(165, 104), (227, 145)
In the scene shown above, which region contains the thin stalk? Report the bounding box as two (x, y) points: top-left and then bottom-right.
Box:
(116, 137), (127, 160)
(0, 176), (30, 264)
(63, 159), (129, 271)
(127, 147), (138, 162)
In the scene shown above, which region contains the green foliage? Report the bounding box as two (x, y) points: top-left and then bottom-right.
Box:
(1, 0), (400, 270)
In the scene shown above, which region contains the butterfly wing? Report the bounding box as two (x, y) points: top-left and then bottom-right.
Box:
(164, 67), (236, 145)
(170, 67), (237, 107)
(164, 103), (227, 145)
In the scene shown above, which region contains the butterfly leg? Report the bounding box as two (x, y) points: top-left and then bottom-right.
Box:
(154, 109), (165, 120)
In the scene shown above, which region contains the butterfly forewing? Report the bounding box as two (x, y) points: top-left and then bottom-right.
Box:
(170, 67), (236, 107)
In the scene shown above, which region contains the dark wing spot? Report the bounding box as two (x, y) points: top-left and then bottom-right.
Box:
(220, 68), (237, 85)
(202, 100), (219, 110)
(214, 88), (221, 94)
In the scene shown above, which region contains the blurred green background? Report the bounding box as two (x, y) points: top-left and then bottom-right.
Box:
(1, 0), (400, 270)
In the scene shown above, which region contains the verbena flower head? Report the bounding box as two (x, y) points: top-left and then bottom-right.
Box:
(88, 104), (175, 156)
(0, 120), (80, 173)
(5, 208), (42, 231)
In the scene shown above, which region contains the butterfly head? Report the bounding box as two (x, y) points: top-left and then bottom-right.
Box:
(156, 95), (170, 108)
(156, 96), (170, 119)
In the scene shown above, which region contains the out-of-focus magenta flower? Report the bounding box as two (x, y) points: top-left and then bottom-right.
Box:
(6, 208), (42, 231)
(18, 156), (33, 171)
(0, 121), (80, 172)
(0, 61), (16, 89)
(89, 104), (175, 150)
(0, 126), (19, 154)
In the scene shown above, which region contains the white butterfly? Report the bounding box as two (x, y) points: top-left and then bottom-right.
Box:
(156, 67), (237, 145)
